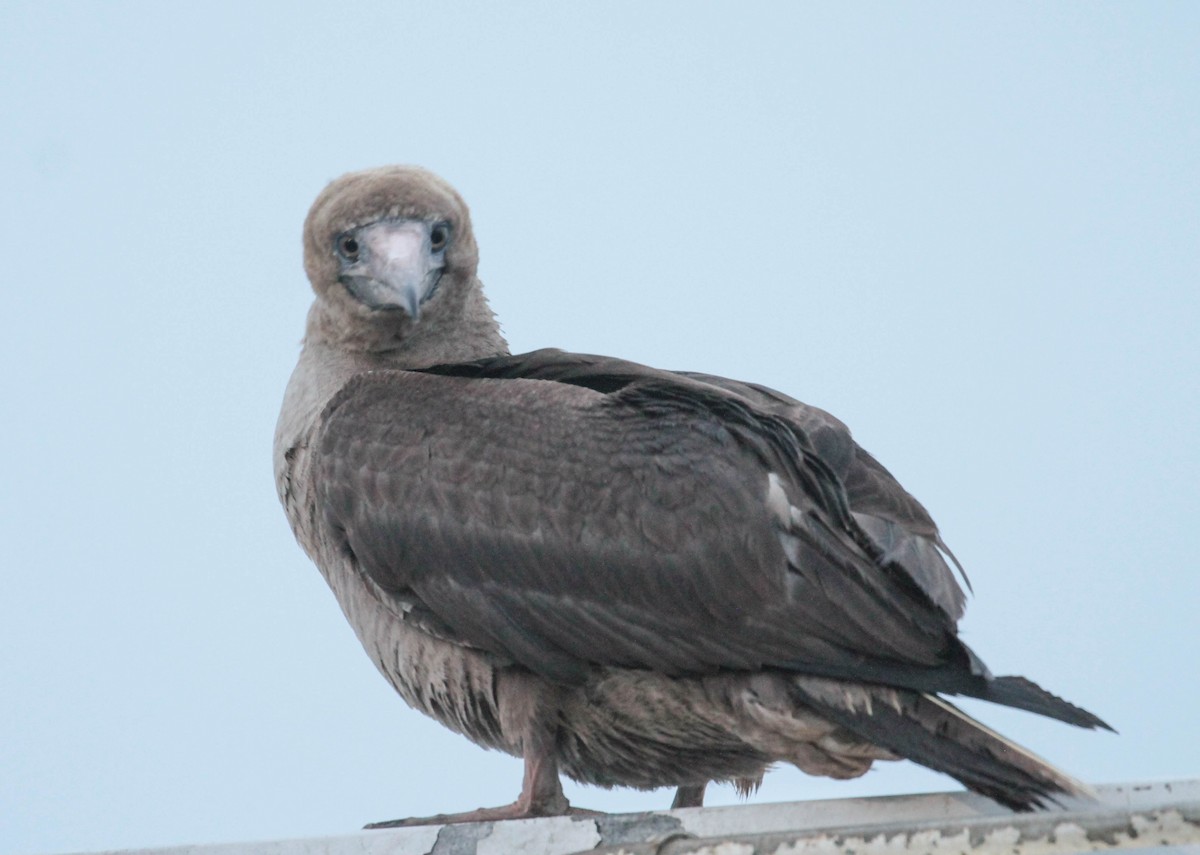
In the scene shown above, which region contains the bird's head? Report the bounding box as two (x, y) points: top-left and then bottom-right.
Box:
(302, 166), (489, 356)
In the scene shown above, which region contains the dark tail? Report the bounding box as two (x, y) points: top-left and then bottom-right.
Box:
(974, 675), (1113, 732)
(788, 676), (1095, 811)
(781, 643), (1113, 735)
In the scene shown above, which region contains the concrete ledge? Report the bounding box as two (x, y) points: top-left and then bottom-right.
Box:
(76, 780), (1199, 855)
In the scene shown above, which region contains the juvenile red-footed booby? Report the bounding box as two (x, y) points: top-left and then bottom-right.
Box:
(274, 165), (1109, 828)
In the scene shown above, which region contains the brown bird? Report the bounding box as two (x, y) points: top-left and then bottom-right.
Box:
(273, 165), (1109, 828)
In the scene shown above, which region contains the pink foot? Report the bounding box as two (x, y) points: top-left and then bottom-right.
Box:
(365, 802), (601, 829)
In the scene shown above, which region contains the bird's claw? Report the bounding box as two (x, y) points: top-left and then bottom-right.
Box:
(365, 803), (603, 829)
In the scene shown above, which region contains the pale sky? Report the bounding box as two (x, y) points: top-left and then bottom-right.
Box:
(2, 4), (1197, 854)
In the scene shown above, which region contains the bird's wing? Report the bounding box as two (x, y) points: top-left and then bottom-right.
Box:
(314, 350), (972, 690)
(427, 349), (968, 618)
(677, 370), (970, 619)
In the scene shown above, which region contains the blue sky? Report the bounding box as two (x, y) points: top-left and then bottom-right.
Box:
(2, 4), (1197, 853)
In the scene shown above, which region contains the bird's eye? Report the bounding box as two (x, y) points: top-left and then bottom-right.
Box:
(336, 235), (360, 261)
(430, 223), (450, 252)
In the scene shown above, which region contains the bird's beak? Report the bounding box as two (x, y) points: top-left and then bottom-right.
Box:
(339, 220), (445, 320)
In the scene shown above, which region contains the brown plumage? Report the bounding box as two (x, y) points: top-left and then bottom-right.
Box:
(274, 165), (1110, 827)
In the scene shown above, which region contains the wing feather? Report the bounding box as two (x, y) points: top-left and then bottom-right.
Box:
(315, 360), (968, 694)
(428, 351), (969, 618)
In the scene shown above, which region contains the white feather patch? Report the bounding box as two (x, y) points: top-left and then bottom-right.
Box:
(765, 472), (791, 525)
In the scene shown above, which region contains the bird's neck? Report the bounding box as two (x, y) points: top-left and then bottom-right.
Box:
(304, 276), (509, 369)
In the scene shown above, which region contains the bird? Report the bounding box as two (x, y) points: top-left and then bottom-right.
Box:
(274, 165), (1110, 828)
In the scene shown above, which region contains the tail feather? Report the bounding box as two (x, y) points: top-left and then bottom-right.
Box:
(780, 647), (1111, 734)
(788, 677), (1094, 811)
(979, 676), (1115, 732)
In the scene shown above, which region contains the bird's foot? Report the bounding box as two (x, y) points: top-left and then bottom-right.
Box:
(366, 705), (597, 829)
(365, 801), (601, 829)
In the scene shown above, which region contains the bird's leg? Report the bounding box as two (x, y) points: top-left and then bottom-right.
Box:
(363, 751), (567, 828)
(514, 731), (572, 815)
(364, 744), (577, 828)
(671, 782), (707, 809)
(365, 687), (599, 829)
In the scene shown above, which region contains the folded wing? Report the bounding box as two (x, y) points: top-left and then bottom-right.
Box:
(314, 351), (1106, 730)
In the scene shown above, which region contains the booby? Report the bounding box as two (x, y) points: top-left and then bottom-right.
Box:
(274, 165), (1109, 827)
